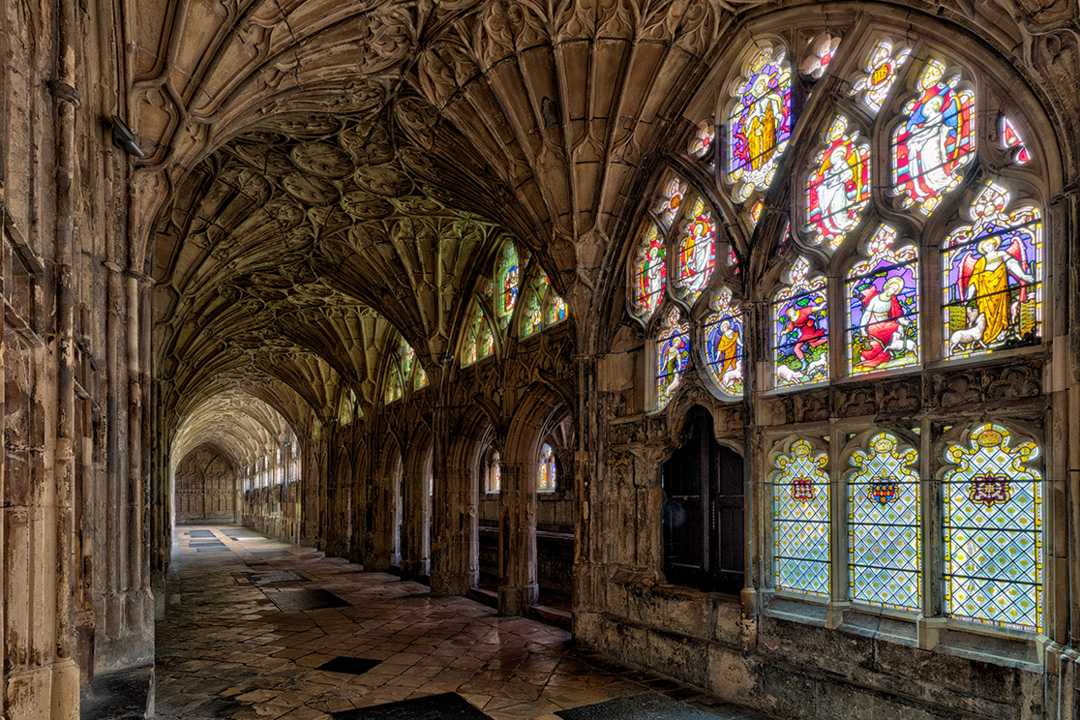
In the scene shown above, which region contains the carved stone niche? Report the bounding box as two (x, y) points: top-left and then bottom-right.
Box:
(793, 389), (830, 423)
(758, 396), (791, 426)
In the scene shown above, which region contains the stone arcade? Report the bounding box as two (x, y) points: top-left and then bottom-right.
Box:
(2, 1), (1079, 718)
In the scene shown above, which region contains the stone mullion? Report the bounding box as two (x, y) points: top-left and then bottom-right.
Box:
(918, 415), (943, 650)
(431, 404), (469, 595)
(826, 424), (846, 629)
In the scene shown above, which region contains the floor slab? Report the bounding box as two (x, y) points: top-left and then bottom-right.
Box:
(155, 525), (767, 720)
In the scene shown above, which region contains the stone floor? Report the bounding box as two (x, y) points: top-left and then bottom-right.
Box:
(154, 525), (765, 720)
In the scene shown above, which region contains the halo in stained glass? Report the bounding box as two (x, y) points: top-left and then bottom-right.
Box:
(655, 309), (690, 410)
(850, 39), (911, 114)
(654, 175), (687, 228)
(1000, 116), (1031, 165)
(631, 223), (666, 319)
(726, 45), (794, 202)
(674, 197), (717, 303)
(703, 287), (744, 397)
(495, 242), (521, 326)
(771, 438), (830, 595)
(847, 225), (920, 375)
(942, 423), (1042, 633)
(891, 59), (976, 215)
(773, 257), (829, 388)
(847, 432), (921, 610)
(804, 115), (871, 249)
(942, 181), (1042, 359)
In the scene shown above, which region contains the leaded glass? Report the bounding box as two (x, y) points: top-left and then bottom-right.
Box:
(520, 274), (545, 338)
(544, 292), (567, 326)
(689, 120), (715, 161)
(538, 443), (557, 493)
(385, 365), (403, 403)
(847, 225), (920, 375)
(771, 438), (830, 595)
(847, 432), (921, 610)
(462, 303), (494, 367)
(674, 196), (717, 302)
(891, 59), (976, 215)
(773, 257), (829, 388)
(477, 319), (495, 361)
(703, 287), (744, 397)
(654, 176), (687, 228)
(399, 339), (415, 379)
(1000, 116), (1031, 165)
(943, 424), (1042, 633)
(943, 181), (1042, 359)
(414, 365), (428, 390)
(804, 115), (871, 249)
(655, 309), (690, 409)
(799, 32), (840, 79)
(495, 242), (521, 326)
(632, 223), (666, 319)
(850, 39), (910, 114)
(726, 45), (794, 202)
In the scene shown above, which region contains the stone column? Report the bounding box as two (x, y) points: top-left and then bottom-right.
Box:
(498, 462), (537, 615)
(431, 406), (474, 595)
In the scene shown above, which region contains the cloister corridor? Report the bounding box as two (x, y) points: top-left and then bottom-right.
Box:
(91, 526), (759, 720)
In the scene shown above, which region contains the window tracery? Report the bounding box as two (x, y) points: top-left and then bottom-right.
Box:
(770, 437), (830, 595)
(773, 257), (829, 388)
(537, 443), (557, 494)
(519, 269), (568, 339)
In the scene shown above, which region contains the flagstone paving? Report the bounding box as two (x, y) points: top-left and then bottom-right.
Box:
(155, 526), (766, 720)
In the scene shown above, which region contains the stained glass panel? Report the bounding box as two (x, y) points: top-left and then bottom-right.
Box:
(385, 365), (403, 404)
(848, 432), (921, 610)
(655, 309), (690, 410)
(544, 292), (567, 326)
(703, 287), (744, 397)
(414, 365), (428, 390)
(771, 438), (830, 595)
(943, 424), (1042, 633)
(675, 197), (717, 303)
(461, 303), (494, 367)
(689, 120), (715, 161)
(891, 59), (976, 215)
(520, 274), (545, 338)
(847, 225), (920, 375)
(632, 223), (666, 319)
(943, 182), (1042, 359)
(1000, 116), (1031, 165)
(799, 32), (840, 79)
(850, 39), (910, 114)
(538, 443), (557, 493)
(654, 176), (687, 228)
(726, 46), (794, 202)
(805, 115), (871, 249)
(773, 257), (829, 388)
(495, 242), (521, 326)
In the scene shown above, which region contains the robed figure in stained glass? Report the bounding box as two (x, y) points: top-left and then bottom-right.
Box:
(856, 277), (910, 368)
(746, 74), (784, 172)
(782, 299), (827, 369)
(956, 237), (1034, 348)
(805, 117), (870, 247)
(707, 319), (740, 383)
(892, 60), (975, 214)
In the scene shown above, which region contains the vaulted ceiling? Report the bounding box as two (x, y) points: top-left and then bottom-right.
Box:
(136, 0), (1080, 454)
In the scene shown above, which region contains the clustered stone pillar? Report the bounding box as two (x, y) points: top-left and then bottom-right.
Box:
(498, 462), (538, 615)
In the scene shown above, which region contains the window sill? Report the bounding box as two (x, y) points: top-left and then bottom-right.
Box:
(761, 591), (1045, 671)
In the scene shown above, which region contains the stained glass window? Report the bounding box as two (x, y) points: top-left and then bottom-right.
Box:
(749, 198), (765, 227)
(385, 364), (403, 404)
(414, 364), (428, 390)
(654, 176), (687, 228)
(632, 223), (666, 319)
(771, 438), (830, 595)
(847, 432), (921, 610)
(495, 242), (521, 327)
(891, 59), (976, 215)
(1000, 116), (1031, 165)
(544, 292), (568, 326)
(847, 225), (920, 375)
(799, 32), (840, 79)
(804, 115), (871, 249)
(703, 287), (744, 397)
(485, 449), (501, 494)
(520, 274), (544, 338)
(537, 443), (557, 493)
(461, 303), (494, 367)
(689, 120), (715, 161)
(773, 257), (829, 388)
(943, 181), (1042, 359)
(655, 309), (690, 410)
(726, 45), (794, 202)
(850, 39), (910, 114)
(674, 197), (717, 302)
(943, 424), (1042, 633)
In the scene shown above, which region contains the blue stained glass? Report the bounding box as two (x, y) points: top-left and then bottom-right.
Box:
(771, 438), (830, 595)
(656, 309), (690, 409)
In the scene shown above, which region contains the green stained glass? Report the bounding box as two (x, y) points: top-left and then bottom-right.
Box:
(771, 438), (830, 595)
(943, 423), (1042, 633)
(847, 432), (921, 611)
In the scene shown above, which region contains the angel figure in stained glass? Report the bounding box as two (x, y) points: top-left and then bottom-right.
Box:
(892, 60), (975, 214)
(677, 201), (716, 298)
(707, 319), (741, 387)
(956, 237), (1034, 348)
(805, 116), (870, 247)
(728, 47), (793, 200)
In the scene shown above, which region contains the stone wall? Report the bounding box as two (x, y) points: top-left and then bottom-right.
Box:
(174, 446), (237, 523)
